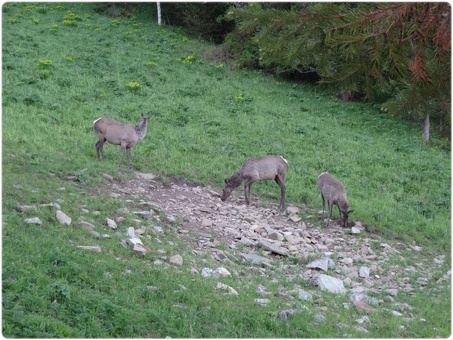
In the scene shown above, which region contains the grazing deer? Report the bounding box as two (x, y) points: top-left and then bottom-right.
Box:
(221, 155), (288, 210)
(317, 172), (353, 227)
(93, 113), (148, 167)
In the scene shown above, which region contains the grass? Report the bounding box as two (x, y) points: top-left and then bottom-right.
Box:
(2, 3), (451, 338)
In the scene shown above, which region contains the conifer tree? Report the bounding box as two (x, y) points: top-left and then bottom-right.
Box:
(227, 3), (451, 141)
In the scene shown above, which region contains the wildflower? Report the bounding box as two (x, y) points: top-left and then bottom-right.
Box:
(234, 95), (245, 102)
(181, 55), (196, 64)
(127, 82), (141, 90)
(38, 59), (53, 69)
(32, 18), (40, 24)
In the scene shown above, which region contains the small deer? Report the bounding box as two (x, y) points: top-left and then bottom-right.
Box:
(93, 113), (149, 167)
(221, 155), (288, 210)
(317, 172), (353, 227)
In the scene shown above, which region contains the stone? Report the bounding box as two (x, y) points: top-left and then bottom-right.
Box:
(127, 227), (136, 238)
(77, 245), (101, 253)
(134, 211), (153, 219)
(79, 220), (96, 230)
(240, 253), (273, 266)
(18, 204), (36, 212)
(201, 268), (214, 278)
(170, 254), (183, 266)
(102, 173), (114, 181)
(133, 244), (148, 256)
(126, 237), (143, 246)
(316, 274), (346, 294)
(306, 258), (335, 272)
(286, 206), (300, 215)
(289, 215), (302, 223)
(354, 300), (376, 313)
(254, 298), (270, 305)
(351, 227), (361, 234)
(386, 288), (398, 297)
(256, 285), (272, 297)
(356, 316), (370, 324)
(106, 218), (117, 229)
(213, 267), (231, 277)
(216, 282), (239, 296)
(277, 309), (296, 321)
(267, 231), (284, 241)
(24, 217), (42, 225)
(296, 289), (313, 301)
(359, 266), (370, 278)
(201, 218), (213, 227)
(56, 210), (71, 226)
(258, 240), (289, 256)
(314, 314), (326, 323)
(355, 326), (369, 334)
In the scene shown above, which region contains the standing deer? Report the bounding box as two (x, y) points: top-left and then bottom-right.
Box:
(317, 172), (353, 227)
(93, 113), (149, 167)
(221, 155), (288, 210)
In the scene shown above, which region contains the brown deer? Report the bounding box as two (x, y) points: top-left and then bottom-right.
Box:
(317, 172), (353, 227)
(221, 155), (288, 210)
(93, 113), (149, 167)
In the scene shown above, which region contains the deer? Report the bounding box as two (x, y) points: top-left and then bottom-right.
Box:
(93, 113), (149, 167)
(317, 171), (353, 227)
(221, 155), (288, 210)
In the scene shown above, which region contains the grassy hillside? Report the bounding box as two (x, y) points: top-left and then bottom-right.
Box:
(2, 3), (451, 338)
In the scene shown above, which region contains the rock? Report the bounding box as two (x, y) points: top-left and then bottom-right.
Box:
(77, 245), (101, 253)
(256, 285), (272, 297)
(416, 277), (429, 286)
(316, 274), (346, 294)
(201, 218), (213, 227)
(135, 172), (156, 181)
(286, 206), (300, 215)
(355, 326), (369, 334)
(133, 244), (148, 256)
(267, 231), (284, 241)
(356, 316), (370, 324)
(170, 254), (183, 266)
(386, 288), (398, 297)
(24, 217), (42, 225)
(89, 230), (101, 238)
(314, 314), (326, 323)
(126, 237), (143, 246)
(56, 210), (71, 226)
(79, 220), (96, 230)
(391, 311), (403, 317)
(395, 302), (413, 312)
(254, 298), (270, 305)
(127, 227), (136, 238)
(342, 257), (354, 265)
(359, 266), (370, 278)
(351, 227), (361, 234)
(306, 258), (335, 272)
(17, 204), (36, 212)
(106, 218), (117, 229)
(288, 215), (302, 223)
(216, 282), (239, 296)
(240, 253), (273, 266)
(213, 267), (231, 277)
(277, 309), (296, 321)
(102, 173), (114, 181)
(296, 289), (313, 301)
(201, 268), (214, 278)
(258, 240), (289, 256)
(354, 300), (376, 313)
(134, 211), (153, 219)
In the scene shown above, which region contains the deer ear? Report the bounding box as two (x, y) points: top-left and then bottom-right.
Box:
(348, 209), (354, 214)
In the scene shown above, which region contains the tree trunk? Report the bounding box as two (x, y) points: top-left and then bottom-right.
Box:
(157, 2), (161, 25)
(422, 113), (430, 143)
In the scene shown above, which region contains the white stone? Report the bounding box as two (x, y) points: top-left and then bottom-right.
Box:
(24, 217), (42, 225)
(106, 218), (117, 229)
(316, 274), (346, 294)
(77, 245), (101, 253)
(56, 210), (71, 226)
(170, 254), (183, 266)
(359, 266), (370, 278)
(216, 282), (239, 296)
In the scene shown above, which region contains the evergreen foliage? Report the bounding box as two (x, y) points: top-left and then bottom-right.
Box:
(225, 3), (451, 137)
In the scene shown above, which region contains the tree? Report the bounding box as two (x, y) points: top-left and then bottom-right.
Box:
(226, 3), (451, 141)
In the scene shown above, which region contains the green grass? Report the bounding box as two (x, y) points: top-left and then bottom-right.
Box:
(2, 3), (451, 338)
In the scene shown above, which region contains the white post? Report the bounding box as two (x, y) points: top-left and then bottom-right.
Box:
(157, 2), (162, 25)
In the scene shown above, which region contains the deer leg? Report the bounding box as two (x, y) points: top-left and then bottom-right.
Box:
(126, 147), (132, 169)
(95, 139), (105, 159)
(327, 200), (334, 227)
(275, 175), (286, 210)
(320, 194), (326, 219)
(245, 180), (253, 205)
